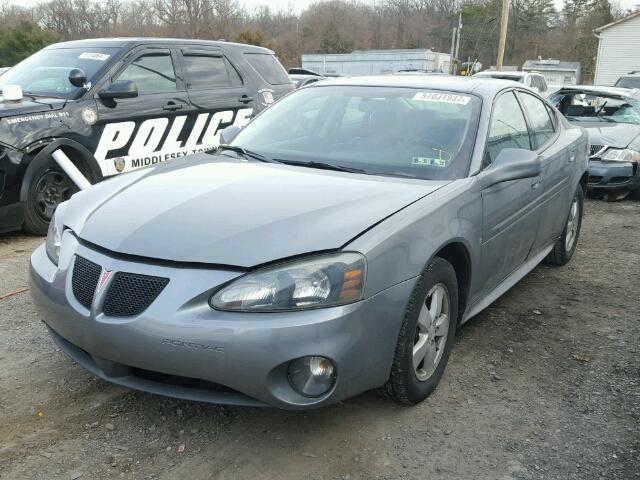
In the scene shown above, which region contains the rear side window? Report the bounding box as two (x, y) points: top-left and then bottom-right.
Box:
(117, 53), (177, 95)
(486, 91), (531, 163)
(519, 92), (555, 148)
(183, 54), (242, 89)
(244, 53), (290, 85)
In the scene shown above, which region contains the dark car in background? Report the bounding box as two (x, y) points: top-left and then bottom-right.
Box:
(288, 68), (326, 88)
(614, 72), (640, 90)
(549, 85), (640, 200)
(0, 38), (293, 234)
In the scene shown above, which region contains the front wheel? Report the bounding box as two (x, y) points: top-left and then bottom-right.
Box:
(380, 257), (458, 405)
(545, 186), (584, 266)
(23, 158), (78, 235)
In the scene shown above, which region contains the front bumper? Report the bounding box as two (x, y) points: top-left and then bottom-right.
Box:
(29, 234), (415, 409)
(588, 159), (640, 191)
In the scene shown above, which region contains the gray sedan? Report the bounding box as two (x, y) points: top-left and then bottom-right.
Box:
(30, 76), (588, 409)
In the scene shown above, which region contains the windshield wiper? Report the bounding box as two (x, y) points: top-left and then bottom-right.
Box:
(216, 145), (280, 163)
(276, 159), (366, 174)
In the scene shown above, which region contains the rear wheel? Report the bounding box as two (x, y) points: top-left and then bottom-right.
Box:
(545, 186), (584, 266)
(23, 158), (77, 235)
(380, 257), (458, 405)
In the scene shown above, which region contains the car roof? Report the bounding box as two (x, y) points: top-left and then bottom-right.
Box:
(44, 37), (273, 54)
(474, 71), (526, 77)
(314, 74), (525, 97)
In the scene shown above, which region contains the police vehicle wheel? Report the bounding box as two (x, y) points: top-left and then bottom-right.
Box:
(24, 160), (78, 235)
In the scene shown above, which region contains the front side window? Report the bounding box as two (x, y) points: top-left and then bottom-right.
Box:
(183, 54), (242, 89)
(0, 47), (118, 98)
(519, 92), (555, 148)
(486, 92), (531, 163)
(116, 53), (176, 95)
(230, 86), (482, 180)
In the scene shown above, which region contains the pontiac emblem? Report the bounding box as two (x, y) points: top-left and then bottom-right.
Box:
(97, 269), (113, 292)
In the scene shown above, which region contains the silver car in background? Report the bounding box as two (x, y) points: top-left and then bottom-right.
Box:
(30, 76), (588, 409)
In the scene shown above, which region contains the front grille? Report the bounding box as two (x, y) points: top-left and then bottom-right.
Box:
(103, 272), (169, 317)
(588, 175), (603, 184)
(72, 256), (102, 309)
(590, 144), (604, 157)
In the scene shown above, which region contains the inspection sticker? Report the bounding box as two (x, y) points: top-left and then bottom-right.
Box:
(412, 92), (470, 105)
(79, 52), (111, 61)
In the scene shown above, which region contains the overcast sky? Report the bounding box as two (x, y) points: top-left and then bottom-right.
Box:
(9, 0), (640, 14)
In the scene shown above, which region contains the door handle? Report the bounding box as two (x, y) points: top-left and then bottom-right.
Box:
(531, 180), (541, 190)
(163, 101), (183, 111)
(238, 95), (253, 104)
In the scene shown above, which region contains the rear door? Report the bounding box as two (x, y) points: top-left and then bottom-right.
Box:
(479, 90), (541, 292)
(517, 91), (570, 253)
(93, 47), (190, 176)
(178, 47), (254, 151)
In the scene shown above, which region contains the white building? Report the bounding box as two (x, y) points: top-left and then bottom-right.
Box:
(522, 59), (581, 85)
(594, 11), (640, 86)
(301, 49), (450, 76)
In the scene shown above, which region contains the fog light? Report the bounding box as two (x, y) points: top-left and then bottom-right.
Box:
(287, 356), (336, 397)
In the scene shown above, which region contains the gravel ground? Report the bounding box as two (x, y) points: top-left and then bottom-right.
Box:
(0, 198), (638, 480)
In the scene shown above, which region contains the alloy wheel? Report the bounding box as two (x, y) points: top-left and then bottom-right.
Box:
(565, 196), (580, 252)
(413, 283), (450, 381)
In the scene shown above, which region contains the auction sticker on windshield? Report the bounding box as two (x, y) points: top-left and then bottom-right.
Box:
(78, 52), (111, 61)
(412, 92), (471, 105)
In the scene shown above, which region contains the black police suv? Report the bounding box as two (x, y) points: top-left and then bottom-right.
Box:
(0, 38), (294, 234)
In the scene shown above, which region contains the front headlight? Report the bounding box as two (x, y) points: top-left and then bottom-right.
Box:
(45, 211), (62, 265)
(601, 148), (640, 162)
(210, 252), (366, 312)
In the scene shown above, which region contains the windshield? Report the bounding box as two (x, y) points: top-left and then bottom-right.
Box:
(230, 86), (481, 180)
(550, 91), (640, 125)
(0, 47), (118, 98)
(614, 76), (640, 89)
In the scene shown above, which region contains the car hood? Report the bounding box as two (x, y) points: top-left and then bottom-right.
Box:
(581, 122), (640, 149)
(0, 95), (66, 119)
(65, 155), (445, 267)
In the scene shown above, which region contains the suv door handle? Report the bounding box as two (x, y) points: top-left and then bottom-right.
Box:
(238, 95), (253, 104)
(163, 101), (183, 111)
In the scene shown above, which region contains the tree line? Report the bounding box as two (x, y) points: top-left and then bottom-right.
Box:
(0, 0), (630, 81)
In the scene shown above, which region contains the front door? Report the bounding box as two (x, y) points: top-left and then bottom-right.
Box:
(93, 47), (191, 177)
(517, 91), (571, 253)
(479, 91), (541, 293)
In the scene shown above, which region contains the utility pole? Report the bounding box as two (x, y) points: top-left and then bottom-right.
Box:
(449, 26), (457, 74)
(496, 0), (509, 70)
(453, 12), (462, 74)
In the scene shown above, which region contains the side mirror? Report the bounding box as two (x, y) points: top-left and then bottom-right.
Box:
(219, 125), (241, 145)
(68, 68), (87, 88)
(530, 86), (540, 93)
(478, 148), (542, 188)
(98, 80), (138, 100)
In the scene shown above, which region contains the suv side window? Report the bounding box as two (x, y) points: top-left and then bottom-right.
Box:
(116, 52), (177, 95)
(519, 92), (555, 149)
(182, 53), (242, 89)
(486, 91), (531, 163)
(244, 53), (291, 85)
(537, 76), (548, 92)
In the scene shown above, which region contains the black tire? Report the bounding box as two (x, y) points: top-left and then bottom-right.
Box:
(380, 257), (458, 405)
(23, 157), (78, 235)
(545, 186), (584, 266)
